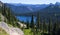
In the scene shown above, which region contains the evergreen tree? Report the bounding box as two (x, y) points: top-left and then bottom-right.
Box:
(53, 14), (58, 35)
(0, 14), (1, 21)
(30, 15), (35, 35)
(26, 18), (29, 29)
(52, 23), (56, 35)
(42, 18), (46, 34)
(48, 16), (52, 35)
(30, 15), (34, 28)
(36, 12), (40, 32)
(56, 15), (59, 31)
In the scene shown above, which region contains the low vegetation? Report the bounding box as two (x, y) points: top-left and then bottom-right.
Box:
(24, 29), (33, 35)
(0, 27), (9, 35)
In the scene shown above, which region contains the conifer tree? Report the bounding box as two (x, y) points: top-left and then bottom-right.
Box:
(0, 14), (1, 21)
(48, 16), (52, 35)
(43, 18), (46, 34)
(30, 15), (35, 35)
(54, 14), (59, 35)
(30, 15), (34, 28)
(36, 12), (40, 32)
(26, 18), (29, 29)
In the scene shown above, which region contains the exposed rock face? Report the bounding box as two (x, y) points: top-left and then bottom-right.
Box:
(0, 1), (3, 7)
(0, 22), (24, 35)
(0, 13), (5, 21)
(18, 22), (26, 28)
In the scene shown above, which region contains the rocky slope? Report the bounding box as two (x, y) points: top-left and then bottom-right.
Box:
(0, 1), (24, 35)
(0, 22), (24, 35)
(0, 1), (19, 27)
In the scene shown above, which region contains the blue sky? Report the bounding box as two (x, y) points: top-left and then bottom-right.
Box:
(0, 0), (60, 4)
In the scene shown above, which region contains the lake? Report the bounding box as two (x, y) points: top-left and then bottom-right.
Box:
(16, 16), (36, 23)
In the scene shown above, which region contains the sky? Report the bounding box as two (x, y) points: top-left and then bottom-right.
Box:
(0, 0), (60, 4)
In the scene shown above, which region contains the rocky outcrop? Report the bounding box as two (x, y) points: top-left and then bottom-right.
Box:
(0, 22), (24, 35)
(0, 1), (3, 7)
(18, 22), (26, 28)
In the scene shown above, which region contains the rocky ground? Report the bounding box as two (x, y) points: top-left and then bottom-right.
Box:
(0, 22), (24, 35)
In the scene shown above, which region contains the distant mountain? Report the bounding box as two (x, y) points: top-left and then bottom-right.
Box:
(55, 2), (60, 6)
(4, 2), (60, 16)
(4, 3), (49, 15)
(14, 2), (60, 16)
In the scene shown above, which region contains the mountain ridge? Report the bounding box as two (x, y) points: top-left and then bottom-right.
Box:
(4, 2), (60, 16)
(4, 3), (49, 15)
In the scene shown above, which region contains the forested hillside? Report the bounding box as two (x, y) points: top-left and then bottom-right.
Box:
(0, 1), (20, 28)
